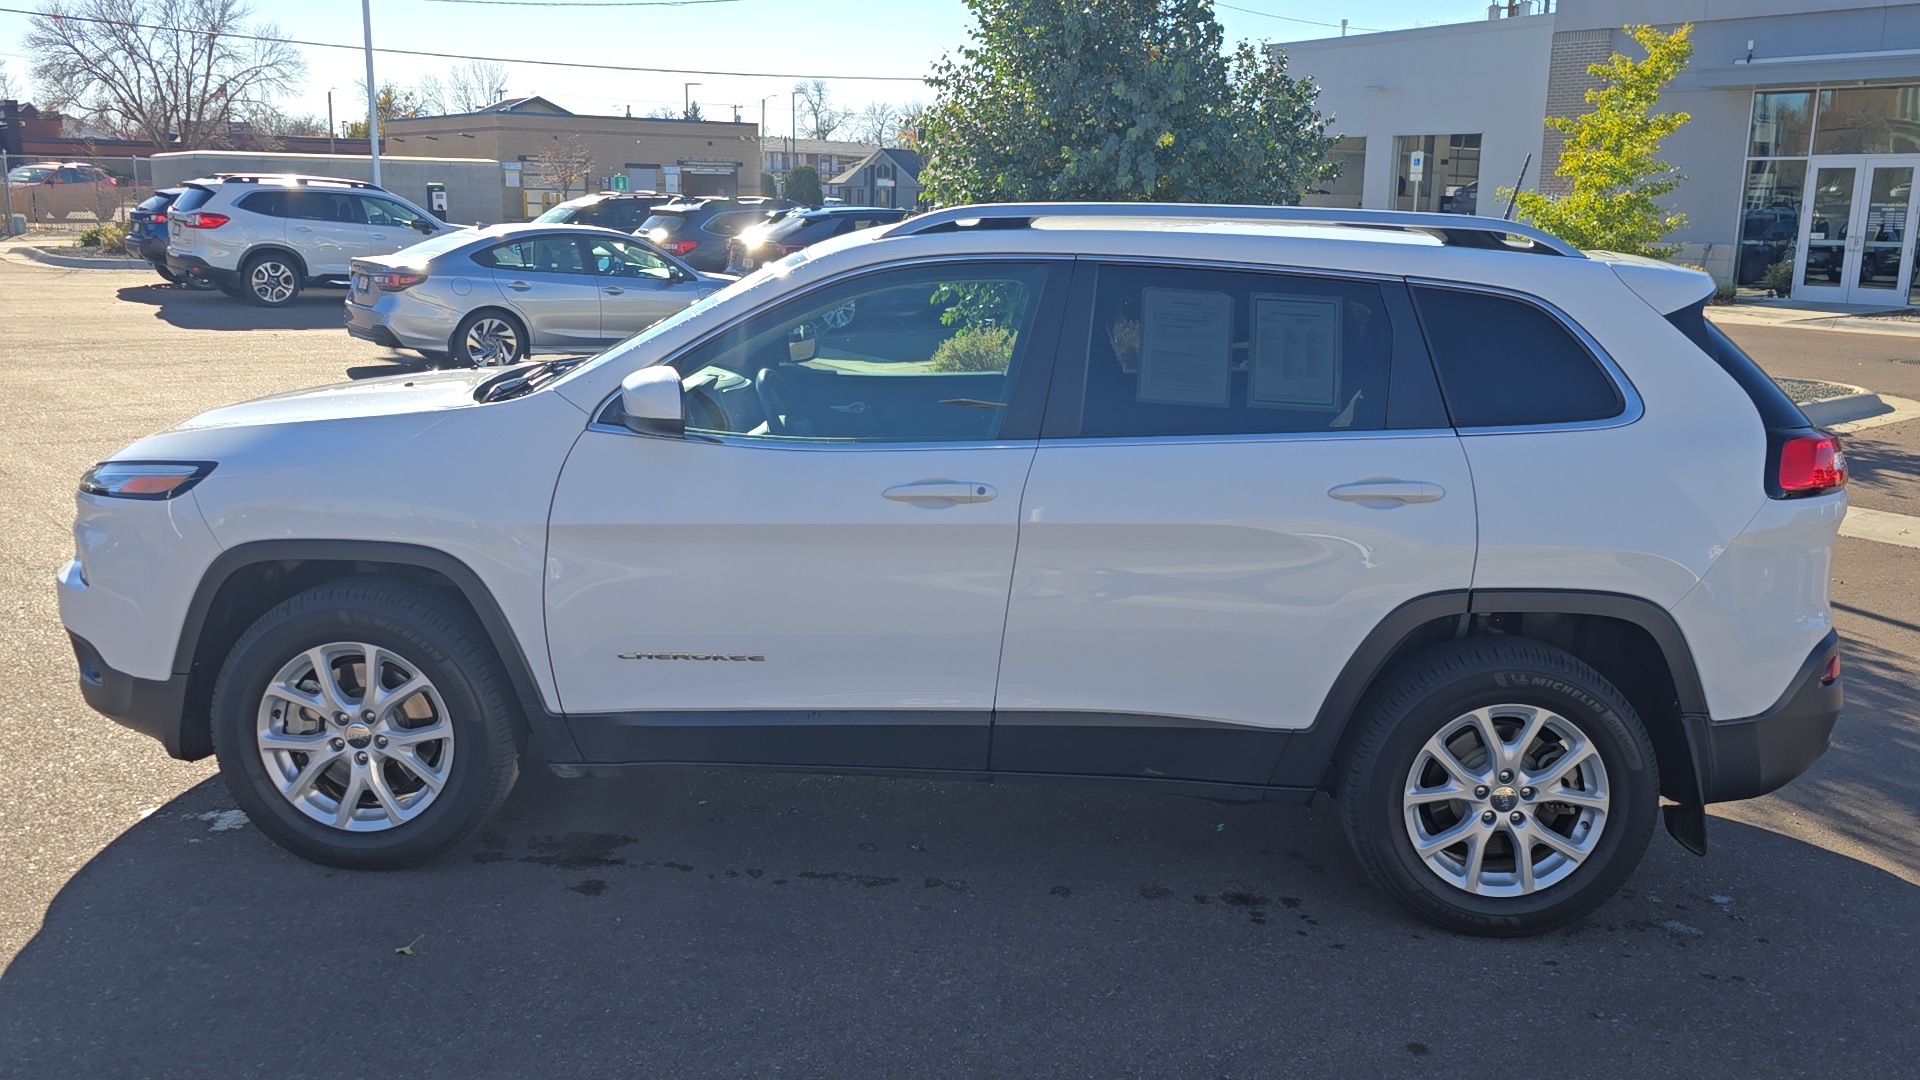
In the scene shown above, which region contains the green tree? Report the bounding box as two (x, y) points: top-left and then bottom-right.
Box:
(920, 0), (1336, 205)
(760, 170), (779, 197)
(343, 83), (429, 139)
(1507, 24), (1694, 257)
(785, 164), (822, 205)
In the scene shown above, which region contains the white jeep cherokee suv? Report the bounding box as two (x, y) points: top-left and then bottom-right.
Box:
(63, 204), (1847, 935)
(166, 174), (451, 306)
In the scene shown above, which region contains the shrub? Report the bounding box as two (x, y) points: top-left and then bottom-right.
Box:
(1710, 282), (1738, 305)
(931, 325), (1017, 372)
(77, 221), (130, 254)
(1762, 259), (1794, 297)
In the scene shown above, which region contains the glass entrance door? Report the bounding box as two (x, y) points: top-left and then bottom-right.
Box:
(1795, 156), (1920, 304)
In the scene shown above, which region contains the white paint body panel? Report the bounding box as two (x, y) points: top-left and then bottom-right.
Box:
(61, 368), (584, 710)
(57, 492), (225, 682)
(997, 435), (1477, 730)
(546, 434), (1036, 713)
(1670, 493), (1845, 720)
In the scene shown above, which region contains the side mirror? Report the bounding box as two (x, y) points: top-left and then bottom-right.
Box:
(411, 219), (437, 234)
(788, 323), (817, 362)
(619, 365), (685, 437)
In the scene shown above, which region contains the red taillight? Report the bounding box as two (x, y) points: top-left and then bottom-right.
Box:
(1777, 433), (1847, 494)
(371, 271), (427, 291)
(1820, 655), (1840, 686)
(153, 212), (167, 223)
(177, 212), (229, 229)
(665, 239), (699, 256)
(777, 243), (805, 254)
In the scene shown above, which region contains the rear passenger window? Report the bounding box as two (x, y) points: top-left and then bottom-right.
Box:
(1411, 286), (1622, 428)
(239, 191), (285, 216)
(1077, 264), (1394, 437)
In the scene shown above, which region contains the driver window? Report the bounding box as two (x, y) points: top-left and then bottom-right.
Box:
(362, 195), (425, 228)
(667, 263), (1053, 442)
(588, 238), (673, 282)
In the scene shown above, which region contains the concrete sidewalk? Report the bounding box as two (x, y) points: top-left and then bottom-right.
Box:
(1708, 296), (1920, 337)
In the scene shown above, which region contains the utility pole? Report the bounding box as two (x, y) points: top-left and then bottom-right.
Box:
(362, 0), (381, 186)
(327, 90), (335, 155)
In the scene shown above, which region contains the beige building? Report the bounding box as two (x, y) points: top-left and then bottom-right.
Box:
(386, 96), (762, 222)
(762, 137), (876, 193)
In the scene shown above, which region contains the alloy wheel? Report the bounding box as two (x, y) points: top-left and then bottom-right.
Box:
(1401, 704), (1610, 897)
(254, 642), (455, 832)
(249, 260), (297, 304)
(464, 317), (520, 366)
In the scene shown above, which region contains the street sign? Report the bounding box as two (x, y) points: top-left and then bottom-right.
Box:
(1409, 151), (1426, 182)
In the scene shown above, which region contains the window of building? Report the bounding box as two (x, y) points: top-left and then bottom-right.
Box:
(1391, 134), (1481, 215)
(1302, 137), (1365, 210)
(1076, 264), (1394, 438)
(1737, 160), (1806, 288)
(1813, 87), (1920, 155)
(1749, 91), (1813, 157)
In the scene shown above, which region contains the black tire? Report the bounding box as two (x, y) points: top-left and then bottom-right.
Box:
(450, 309), (528, 367)
(210, 578), (522, 869)
(1338, 638), (1658, 936)
(240, 251), (303, 306)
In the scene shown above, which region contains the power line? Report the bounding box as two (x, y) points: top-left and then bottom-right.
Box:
(1214, 3), (1379, 32)
(0, 5), (929, 82)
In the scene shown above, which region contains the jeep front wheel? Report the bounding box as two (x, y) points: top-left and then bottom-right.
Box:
(210, 578), (521, 869)
(1339, 639), (1658, 936)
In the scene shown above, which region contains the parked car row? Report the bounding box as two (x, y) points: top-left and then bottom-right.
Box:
(5, 161), (119, 222)
(133, 173), (915, 366)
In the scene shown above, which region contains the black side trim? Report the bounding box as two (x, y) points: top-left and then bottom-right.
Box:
(1694, 630), (1841, 804)
(178, 540), (579, 763)
(70, 633), (196, 759)
(991, 710), (1292, 785)
(1381, 279), (1451, 431)
(564, 710), (989, 770)
(1466, 589), (1711, 714)
(1266, 592), (1471, 788)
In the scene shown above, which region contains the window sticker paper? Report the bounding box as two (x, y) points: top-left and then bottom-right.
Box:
(1137, 288), (1233, 407)
(1250, 294), (1342, 409)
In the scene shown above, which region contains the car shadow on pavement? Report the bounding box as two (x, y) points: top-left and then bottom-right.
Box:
(346, 356), (437, 381)
(116, 281), (352, 332)
(1, 758), (1915, 1075)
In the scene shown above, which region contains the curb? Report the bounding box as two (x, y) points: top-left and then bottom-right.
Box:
(11, 245), (151, 270)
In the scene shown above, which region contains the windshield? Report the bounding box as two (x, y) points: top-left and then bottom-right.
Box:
(534, 203), (581, 224)
(7, 166), (52, 184)
(172, 185), (215, 212)
(764, 214), (823, 241)
(136, 193), (174, 212)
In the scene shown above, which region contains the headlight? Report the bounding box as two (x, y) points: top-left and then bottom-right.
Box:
(78, 461), (216, 500)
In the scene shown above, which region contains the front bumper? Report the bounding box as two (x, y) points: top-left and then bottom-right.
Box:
(1693, 629), (1842, 804)
(69, 632), (202, 760)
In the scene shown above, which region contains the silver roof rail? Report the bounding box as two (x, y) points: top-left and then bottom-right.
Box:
(214, 174), (381, 189)
(887, 203), (1584, 258)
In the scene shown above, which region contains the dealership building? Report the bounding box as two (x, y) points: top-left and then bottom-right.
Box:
(1279, 0), (1920, 304)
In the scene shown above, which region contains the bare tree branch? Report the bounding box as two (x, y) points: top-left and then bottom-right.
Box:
(25, 0), (305, 148)
(792, 78), (845, 141)
(536, 134), (594, 199)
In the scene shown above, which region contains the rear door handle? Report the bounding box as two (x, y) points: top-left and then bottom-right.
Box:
(602, 286), (625, 295)
(883, 481), (997, 504)
(505, 280), (532, 291)
(1328, 480), (1444, 505)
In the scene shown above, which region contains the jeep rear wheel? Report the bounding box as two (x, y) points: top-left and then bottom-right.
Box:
(1339, 639), (1658, 936)
(210, 578), (521, 869)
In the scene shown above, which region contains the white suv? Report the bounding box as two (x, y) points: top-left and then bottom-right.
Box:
(63, 204), (1848, 935)
(166, 174), (451, 306)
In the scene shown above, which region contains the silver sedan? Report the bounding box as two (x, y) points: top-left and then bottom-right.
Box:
(345, 223), (732, 367)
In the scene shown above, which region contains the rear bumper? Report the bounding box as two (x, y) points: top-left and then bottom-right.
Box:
(69, 632), (202, 760)
(1693, 630), (1842, 804)
(166, 253), (238, 289)
(346, 318), (405, 348)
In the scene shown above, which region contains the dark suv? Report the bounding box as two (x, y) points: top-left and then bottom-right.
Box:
(638, 196), (796, 272)
(533, 192), (675, 232)
(725, 206), (911, 273)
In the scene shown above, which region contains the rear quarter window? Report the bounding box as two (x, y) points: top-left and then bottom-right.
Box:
(238, 191), (287, 216)
(640, 214), (686, 237)
(1410, 286), (1623, 428)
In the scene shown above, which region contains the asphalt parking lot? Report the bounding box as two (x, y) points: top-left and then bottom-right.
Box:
(1, 254), (1917, 1078)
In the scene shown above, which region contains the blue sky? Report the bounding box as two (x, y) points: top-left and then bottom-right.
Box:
(0, 0), (1495, 136)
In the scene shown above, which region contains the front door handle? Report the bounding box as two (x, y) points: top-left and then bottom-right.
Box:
(883, 481), (997, 504)
(505, 280), (532, 291)
(1328, 480), (1445, 505)
(603, 285), (625, 295)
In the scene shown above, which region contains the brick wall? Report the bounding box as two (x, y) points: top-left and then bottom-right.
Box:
(1539, 28), (1616, 194)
